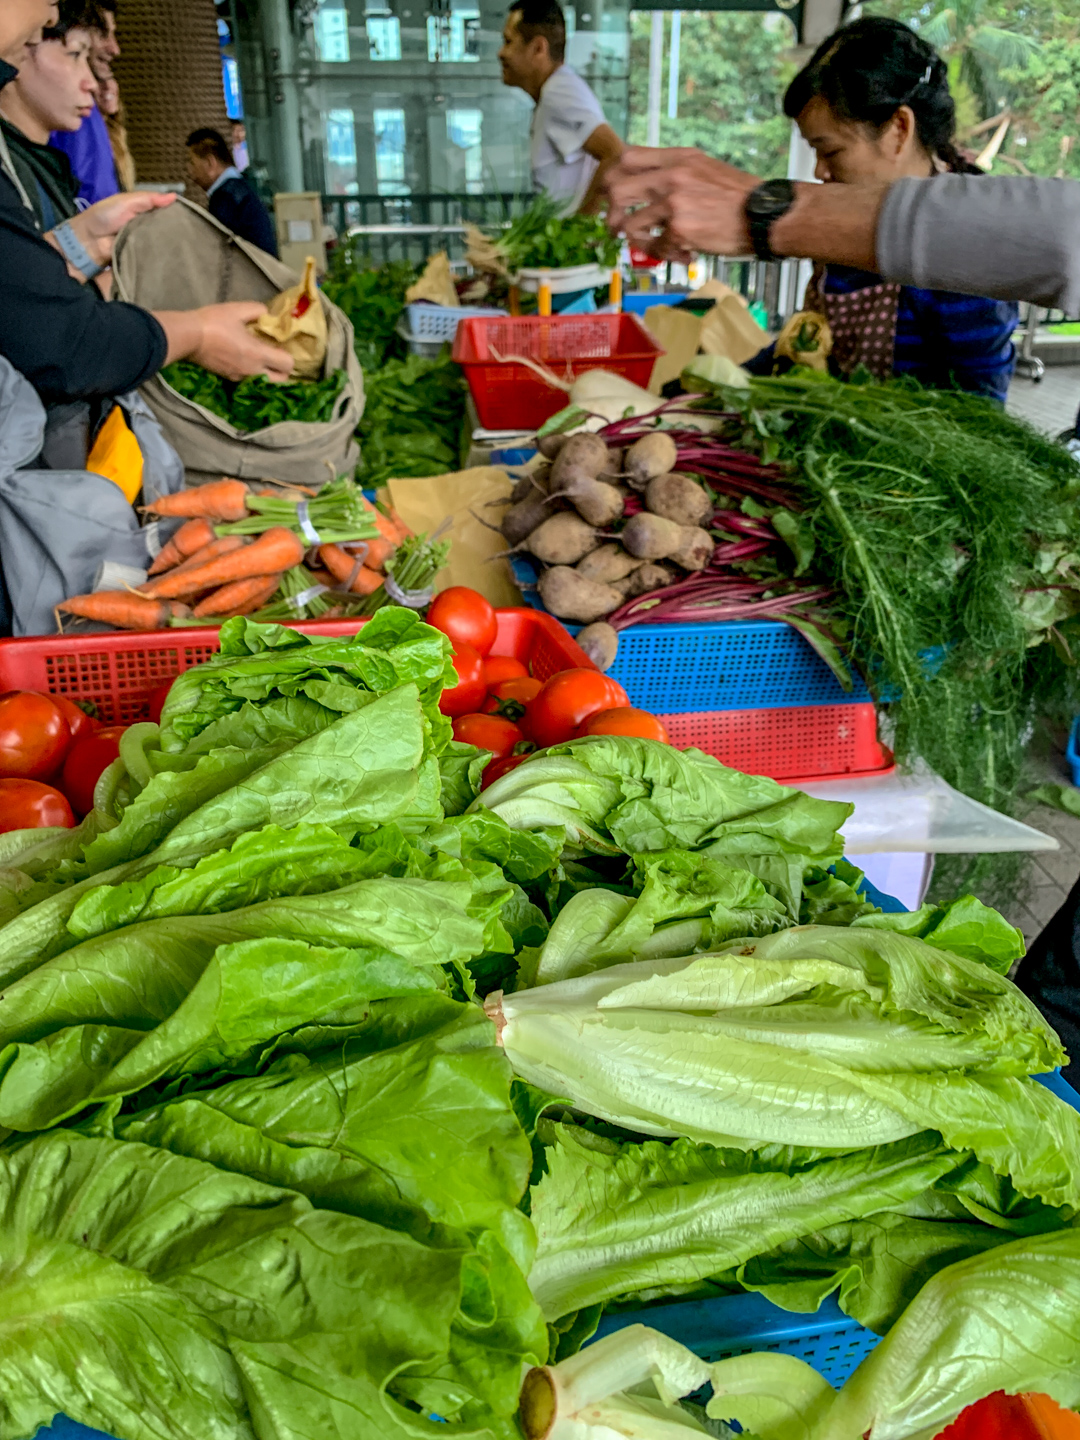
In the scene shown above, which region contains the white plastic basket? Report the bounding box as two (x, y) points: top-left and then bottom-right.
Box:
(405, 302), (506, 344)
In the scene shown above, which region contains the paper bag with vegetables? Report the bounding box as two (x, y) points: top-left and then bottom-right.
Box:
(249, 256), (328, 379)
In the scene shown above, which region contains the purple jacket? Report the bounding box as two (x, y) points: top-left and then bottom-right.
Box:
(49, 105), (118, 206)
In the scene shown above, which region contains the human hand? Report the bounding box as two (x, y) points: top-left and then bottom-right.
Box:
(63, 191), (177, 266)
(188, 302), (295, 383)
(605, 147), (761, 260)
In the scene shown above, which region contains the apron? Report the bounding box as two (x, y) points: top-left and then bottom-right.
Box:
(802, 266), (902, 381)
(819, 280), (902, 382)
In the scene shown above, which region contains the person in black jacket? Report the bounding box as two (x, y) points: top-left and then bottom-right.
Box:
(186, 127), (278, 257)
(0, 0), (291, 405)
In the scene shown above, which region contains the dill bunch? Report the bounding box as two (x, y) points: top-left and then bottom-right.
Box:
(726, 370), (1080, 816)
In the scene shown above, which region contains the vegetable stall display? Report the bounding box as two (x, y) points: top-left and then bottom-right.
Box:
(54, 478), (442, 629)
(514, 370), (1080, 833)
(0, 613), (1074, 1439)
(520, 1241), (1080, 1440)
(321, 243), (469, 487)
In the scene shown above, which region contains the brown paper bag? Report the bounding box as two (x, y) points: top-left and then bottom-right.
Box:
(386, 467), (524, 608)
(697, 282), (768, 365)
(641, 307), (704, 393)
(249, 256), (328, 379)
(406, 252), (459, 308)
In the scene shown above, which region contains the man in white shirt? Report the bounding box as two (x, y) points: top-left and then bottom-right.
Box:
(499, 0), (623, 215)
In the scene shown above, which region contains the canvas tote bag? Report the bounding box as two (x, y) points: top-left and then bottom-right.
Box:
(112, 198), (364, 489)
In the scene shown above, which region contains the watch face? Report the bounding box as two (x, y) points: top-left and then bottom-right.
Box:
(748, 180), (795, 221)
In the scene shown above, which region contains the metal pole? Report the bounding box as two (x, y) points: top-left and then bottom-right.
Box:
(647, 12), (664, 148)
(667, 11), (681, 121)
(263, 0), (305, 192)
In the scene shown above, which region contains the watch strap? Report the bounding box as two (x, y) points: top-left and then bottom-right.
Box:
(53, 221), (105, 280)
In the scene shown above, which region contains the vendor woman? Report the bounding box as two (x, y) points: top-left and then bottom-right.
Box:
(749, 18), (1017, 402)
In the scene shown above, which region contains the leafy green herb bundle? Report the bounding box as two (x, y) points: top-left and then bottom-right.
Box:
(357, 349), (467, 487)
(716, 371), (1080, 823)
(322, 245), (418, 370)
(161, 361), (347, 433)
(497, 193), (622, 272)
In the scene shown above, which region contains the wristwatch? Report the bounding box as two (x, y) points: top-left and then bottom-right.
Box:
(52, 220), (105, 281)
(744, 180), (797, 263)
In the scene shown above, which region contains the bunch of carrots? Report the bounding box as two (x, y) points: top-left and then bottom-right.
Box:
(57, 477), (412, 633)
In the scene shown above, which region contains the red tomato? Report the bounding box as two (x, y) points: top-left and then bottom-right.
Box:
(524, 670), (632, 749)
(0, 778), (74, 833)
(50, 695), (99, 745)
(578, 707), (670, 743)
(481, 753), (529, 790)
(427, 587), (498, 657)
(0, 692), (71, 780)
(482, 654), (528, 686)
(452, 712), (524, 759)
(146, 681), (174, 725)
(61, 726), (127, 817)
(438, 643), (488, 719)
(483, 675), (544, 715)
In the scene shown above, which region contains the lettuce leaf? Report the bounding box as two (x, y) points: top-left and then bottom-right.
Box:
(0, 938), (443, 1132)
(534, 851), (789, 985)
(852, 893), (1025, 975)
(118, 993), (537, 1269)
(158, 609), (454, 753)
(496, 926), (1079, 1207)
(476, 737), (851, 861)
(535, 1234), (1080, 1440)
(0, 685), (439, 986)
(528, 1125), (971, 1321)
(0, 1128), (539, 1440)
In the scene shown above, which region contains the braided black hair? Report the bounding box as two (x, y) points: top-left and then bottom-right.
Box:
(784, 16), (979, 175)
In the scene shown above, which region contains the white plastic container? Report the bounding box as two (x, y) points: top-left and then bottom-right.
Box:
(513, 263), (611, 295)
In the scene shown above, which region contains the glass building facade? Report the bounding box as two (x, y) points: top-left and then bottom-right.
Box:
(221, 0), (632, 204)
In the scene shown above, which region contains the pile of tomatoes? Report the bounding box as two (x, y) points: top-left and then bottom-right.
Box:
(0, 691), (135, 833)
(426, 587), (669, 790)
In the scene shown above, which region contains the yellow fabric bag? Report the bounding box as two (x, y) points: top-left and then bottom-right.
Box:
(249, 256), (328, 379)
(775, 310), (833, 371)
(86, 405), (143, 503)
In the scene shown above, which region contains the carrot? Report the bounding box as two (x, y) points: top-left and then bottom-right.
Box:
(56, 592), (189, 631)
(139, 536), (250, 596)
(363, 495), (411, 549)
(319, 543), (385, 595)
(140, 527), (306, 601)
(192, 574), (282, 618)
(148, 517), (214, 575)
(142, 478), (250, 523)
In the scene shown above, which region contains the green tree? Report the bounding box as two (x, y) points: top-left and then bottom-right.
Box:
(919, 0), (1039, 119)
(870, 0), (1080, 179)
(627, 10), (795, 177)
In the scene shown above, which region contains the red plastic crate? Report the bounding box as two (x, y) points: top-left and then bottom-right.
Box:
(0, 609), (595, 727)
(452, 313), (663, 429)
(660, 703), (892, 784)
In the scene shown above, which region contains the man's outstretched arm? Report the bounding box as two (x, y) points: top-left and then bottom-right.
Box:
(604, 146), (1080, 311)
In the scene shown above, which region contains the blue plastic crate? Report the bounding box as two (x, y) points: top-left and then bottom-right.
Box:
(594, 1292), (881, 1386)
(509, 554), (870, 708)
(622, 291), (690, 315)
(1068, 716), (1080, 786)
